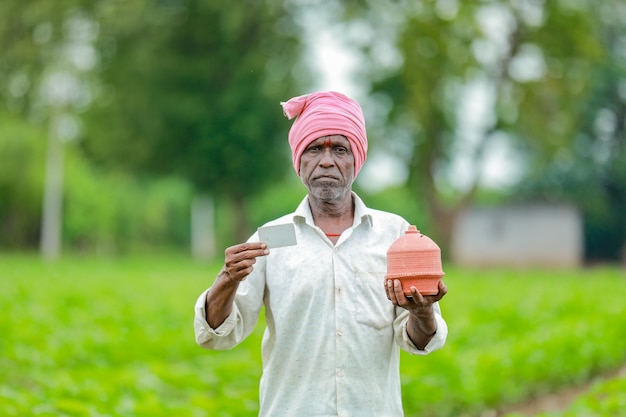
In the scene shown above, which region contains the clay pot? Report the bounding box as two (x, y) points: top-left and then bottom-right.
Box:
(386, 225), (445, 296)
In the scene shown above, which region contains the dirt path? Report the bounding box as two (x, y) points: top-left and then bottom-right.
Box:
(496, 364), (626, 417)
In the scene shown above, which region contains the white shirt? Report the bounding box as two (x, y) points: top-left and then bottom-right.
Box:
(194, 193), (447, 417)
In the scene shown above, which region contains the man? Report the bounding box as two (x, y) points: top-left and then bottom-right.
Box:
(194, 91), (448, 417)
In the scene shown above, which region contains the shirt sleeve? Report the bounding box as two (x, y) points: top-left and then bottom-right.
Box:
(393, 302), (448, 355)
(193, 289), (240, 350)
(193, 255), (267, 350)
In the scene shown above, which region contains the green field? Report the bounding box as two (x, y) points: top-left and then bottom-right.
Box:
(1, 255), (625, 417)
(539, 372), (626, 417)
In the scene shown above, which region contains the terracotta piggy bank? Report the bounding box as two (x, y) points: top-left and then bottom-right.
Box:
(385, 225), (445, 296)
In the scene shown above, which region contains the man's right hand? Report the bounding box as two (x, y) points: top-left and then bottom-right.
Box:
(222, 242), (269, 282)
(205, 242), (269, 328)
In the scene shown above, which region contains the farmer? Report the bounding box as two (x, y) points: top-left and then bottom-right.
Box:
(194, 91), (448, 417)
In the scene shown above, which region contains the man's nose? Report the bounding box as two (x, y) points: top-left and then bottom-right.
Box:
(318, 148), (335, 166)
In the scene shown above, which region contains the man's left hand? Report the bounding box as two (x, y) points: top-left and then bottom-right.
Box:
(385, 279), (447, 315)
(386, 279), (448, 349)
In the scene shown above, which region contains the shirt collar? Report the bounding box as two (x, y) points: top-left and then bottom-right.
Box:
(293, 192), (373, 229)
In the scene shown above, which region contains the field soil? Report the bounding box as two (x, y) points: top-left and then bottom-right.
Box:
(496, 364), (626, 416)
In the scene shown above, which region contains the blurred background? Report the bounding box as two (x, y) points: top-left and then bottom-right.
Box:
(2, 2), (626, 416)
(1, 0), (625, 266)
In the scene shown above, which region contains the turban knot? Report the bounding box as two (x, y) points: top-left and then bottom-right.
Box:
(280, 91), (368, 178)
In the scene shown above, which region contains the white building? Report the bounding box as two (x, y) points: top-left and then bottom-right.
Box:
(451, 204), (583, 268)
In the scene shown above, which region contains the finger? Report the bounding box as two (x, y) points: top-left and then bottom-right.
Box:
(384, 279), (391, 300)
(393, 279), (409, 305)
(437, 280), (448, 299)
(226, 260), (260, 281)
(237, 242), (267, 251)
(409, 286), (424, 303)
(223, 244), (269, 282)
(223, 263), (249, 281)
(387, 279), (399, 304)
(424, 281), (448, 304)
(235, 248), (269, 260)
(221, 263), (248, 283)
(226, 242), (268, 256)
(226, 247), (269, 266)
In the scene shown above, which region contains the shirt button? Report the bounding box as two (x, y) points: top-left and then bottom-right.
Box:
(336, 330), (342, 336)
(337, 371), (344, 378)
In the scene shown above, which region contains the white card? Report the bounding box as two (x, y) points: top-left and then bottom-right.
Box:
(257, 223), (297, 249)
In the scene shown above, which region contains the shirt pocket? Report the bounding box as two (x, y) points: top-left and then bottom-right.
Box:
(352, 270), (395, 330)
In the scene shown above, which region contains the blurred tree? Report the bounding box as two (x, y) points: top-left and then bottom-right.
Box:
(83, 0), (305, 243)
(515, 2), (626, 261)
(0, 0), (95, 114)
(340, 0), (606, 252)
(0, 0), (98, 256)
(0, 116), (45, 247)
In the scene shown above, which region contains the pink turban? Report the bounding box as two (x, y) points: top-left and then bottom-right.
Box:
(281, 91), (368, 178)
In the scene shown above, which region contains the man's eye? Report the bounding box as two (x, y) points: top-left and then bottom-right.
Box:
(334, 147), (348, 154)
(306, 146), (322, 153)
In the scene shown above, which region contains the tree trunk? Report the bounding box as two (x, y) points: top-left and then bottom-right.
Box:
(190, 194), (216, 261)
(40, 131), (64, 260)
(231, 194), (251, 244)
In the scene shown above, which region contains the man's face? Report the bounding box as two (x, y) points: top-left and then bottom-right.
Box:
(299, 135), (355, 201)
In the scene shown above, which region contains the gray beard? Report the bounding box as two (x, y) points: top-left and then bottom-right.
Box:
(307, 181), (352, 202)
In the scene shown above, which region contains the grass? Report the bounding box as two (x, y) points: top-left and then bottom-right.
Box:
(402, 267), (626, 417)
(1, 254), (625, 416)
(549, 373), (626, 417)
(0, 254), (264, 417)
